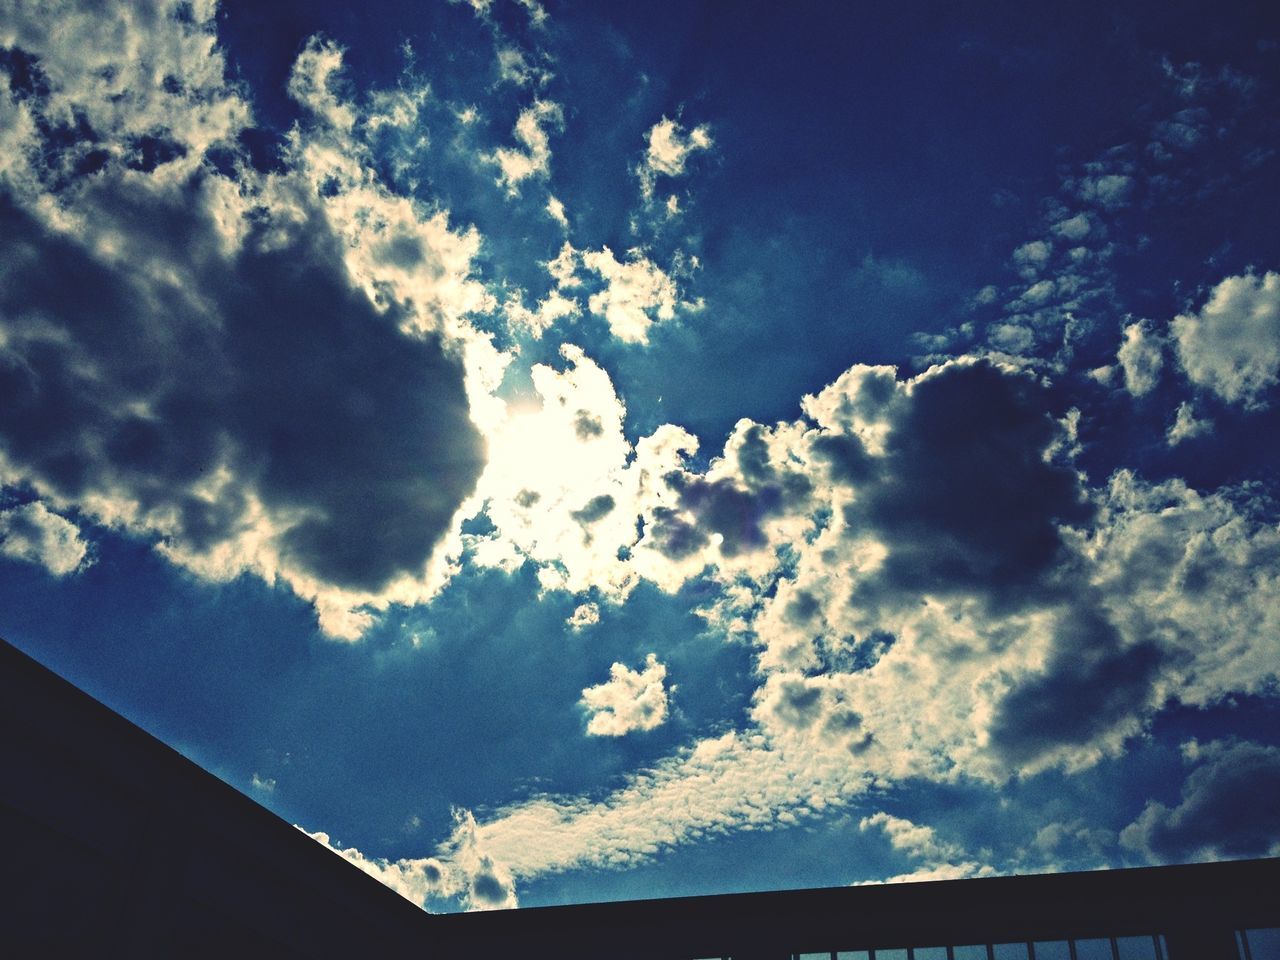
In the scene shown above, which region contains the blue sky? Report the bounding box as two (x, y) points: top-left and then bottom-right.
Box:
(2, 0), (1279, 911)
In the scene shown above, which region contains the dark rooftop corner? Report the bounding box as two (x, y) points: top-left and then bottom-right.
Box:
(3, 636), (1278, 959)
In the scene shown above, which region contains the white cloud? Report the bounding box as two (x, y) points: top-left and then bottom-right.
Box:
(855, 861), (996, 885)
(1116, 320), (1165, 397)
(637, 116), (713, 199)
(496, 47), (549, 88)
(502, 288), (579, 338)
(250, 773), (276, 794)
(567, 601), (601, 629)
(1052, 213), (1092, 240)
(581, 246), (679, 343)
(580, 653), (670, 736)
(317, 354), (1280, 901)
(1166, 401), (1212, 446)
(307, 830), (460, 908)
(1013, 239), (1052, 275)
(0, 501), (91, 576)
(0, 0), (250, 182)
(449, 0), (493, 18)
(309, 807), (519, 912)
(288, 37), (357, 132)
(858, 812), (973, 868)
(1084, 471), (1280, 708)
(1076, 173), (1133, 208)
(1172, 270), (1280, 408)
(546, 194), (569, 228)
(486, 99), (563, 196)
(513, 0), (549, 28)
(467, 344), (640, 596)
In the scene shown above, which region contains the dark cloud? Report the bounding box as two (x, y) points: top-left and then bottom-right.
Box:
(734, 423), (774, 484)
(574, 410), (604, 439)
(770, 678), (823, 730)
(783, 589), (821, 625)
(0, 177), (484, 596)
(989, 610), (1163, 767)
(645, 505), (710, 560)
(658, 445), (813, 559)
(1120, 740), (1280, 863)
(851, 361), (1091, 602)
(469, 866), (513, 907)
(570, 493), (616, 525)
(673, 474), (785, 557)
(811, 432), (875, 485)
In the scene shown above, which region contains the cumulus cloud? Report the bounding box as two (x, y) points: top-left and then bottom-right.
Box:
(852, 813), (997, 885)
(308, 830), (461, 908)
(466, 344), (640, 596)
(567, 601), (600, 629)
(580, 653), (670, 736)
(288, 36), (357, 132)
(1171, 270), (1280, 408)
(1120, 740), (1280, 863)
(486, 99), (563, 196)
(1166, 401), (1212, 446)
(859, 812), (967, 864)
(325, 349), (1280, 900)
(581, 246), (680, 343)
(0, 500), (91, 575)
(988, 612), (1163, 771)
(1013, 239), (1052, 276)
(309, 807), (518, 912)
(1074, 172), (1133, 208)
(1117, 320), (1165, 397)
(637, 116), (712, 200)
(250, 773), (276, 794)
(0, 2), (496, 638)
(1052, 213), (1092, 241)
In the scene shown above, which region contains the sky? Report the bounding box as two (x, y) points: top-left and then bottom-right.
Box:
(1, 0), (1279, 913)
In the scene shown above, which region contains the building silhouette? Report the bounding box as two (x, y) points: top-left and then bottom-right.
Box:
(3, 637), (1277, 958)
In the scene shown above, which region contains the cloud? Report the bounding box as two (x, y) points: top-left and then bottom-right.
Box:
(0, 0), (251, 182)
(1052, 213), (1092, 241)
(513, 0), (549, 29)
(1120, 740), (1280, 863)
(450, 731), (874, 884)
(859, 812), (965, 864)
(1074, 172), (1133, 209)
(546, 194), (568, 228)
(1013, 240), (1052, 275)
(1085, 470), (1280, 709)
(320, 347), (1279, 899)
(0, 500), (91, 575)
(307, 829), (460, 908)
(1117, 320), (1165, 397)
(309, 806), (519, 912)
(1171, 270), (1280, 409)
(496, 47), (551, 88)
(250, 773), (277, 794)
(847, 361), (1090, 603)
(637, 116), (713, 200)
(467, 344), (640, 596)
(855, 813), (997, 885)
(567, 601), (600, 629)
(288, 36), (357, 132)
(988, 611), (1164, 771)
(0, 6), (495, 638)
(1166, 401), (1212, 446)
(486, 99), (563, 196)
(580, 246), (681, 343)
(580, 653), (670, 736)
